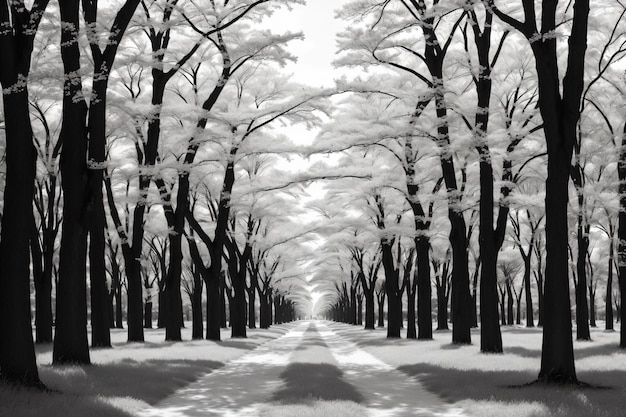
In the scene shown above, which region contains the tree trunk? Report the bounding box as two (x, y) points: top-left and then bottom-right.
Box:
(618, 126), (626, 347)
(588, 285), (596, 327)
(539, 143), (577, 382)
(164, 232), (183, 341)
(205, 267), (222, 340)
(259, 292), (271, 329)
(0, 55), (42, 385)
(157, 288), (166, 328)
(416, 237), (432, 339)
(230, 276), (247, 338)
(406, 284), (417, 339)
(471, 263), (479, 328)
(89, 194), (111, 347)
(524, 256), (535, 327)
(191, 272), (203, 339)
(364, 291), (375, 330)
(247, 286), (256, 329)
(377, 291), (385, 328)
(499, 287), (506, 326)
(436, 283), (449, 330)
(53, 0), (90, 364)
(506, 281), (514, 326)
(575, 219), (591, 340)
(144, 301), (153, 329)
(606, 239), (614, 330)
(123, 248), (144, 341)
(32, 223), (54, 344)
(382, 242), (401, 338)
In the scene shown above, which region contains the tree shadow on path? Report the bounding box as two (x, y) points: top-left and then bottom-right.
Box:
(272, 363), (365, 404)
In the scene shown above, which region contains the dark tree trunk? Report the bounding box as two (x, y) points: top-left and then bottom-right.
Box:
(377, 290), (385, 328)
(53, 0), (90, 365)
(506, 281), (514, 326)
(220, 273), (228, 329)
(416, 237), (432, 339)
(112, 261), (124, 329)
(89, 193), (111, 347)
(164, 232), (183, 341)
(436, 282), (449, 330)
(618, 125), (626, 347)
(205, 267), (222, 339)
(31, 222), (53, 344)
(247, 285), (256, 329)
(350, 286), (357, 325)
(539, 134), (577, 382)
(406, 282), (417, 339)
(357, 294), (363, 325)
(192, 250), (220, 340)
(259, 292), (271, 329)
(34, 173), (59, 344)
(471, 262), (479, 328)
(606, 239), (615, 330)
(499, 287), (506, 326)
(86, 75), (111, 349)
(574, 212), (591, 340)
(157, 289), (166, 328)
(523, 256), (534, 327)
(191, 272), (203, 339)
(364, 291), (375, 330)
(144, 301), (153, 329)
(269, 293), (274, 326)
(0, 39), (42, 385)
(230, 277), (247, 338)
(123, 248), (145, 341)
(516, 292), (523, 325)
(489, 0), (589, 384)
(588, 286), (596, 327)
(382, 241), (401, 338)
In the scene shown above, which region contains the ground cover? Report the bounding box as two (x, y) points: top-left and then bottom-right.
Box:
(331, 322), (626, 417)
(0, 324), (289, 417)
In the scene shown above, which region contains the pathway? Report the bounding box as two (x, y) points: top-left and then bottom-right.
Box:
(140, 321), (465, 417)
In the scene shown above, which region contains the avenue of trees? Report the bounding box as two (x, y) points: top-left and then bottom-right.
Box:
(0, 0), (625, 390)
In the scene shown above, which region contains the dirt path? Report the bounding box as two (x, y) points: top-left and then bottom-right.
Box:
(140, 321), (464, 417)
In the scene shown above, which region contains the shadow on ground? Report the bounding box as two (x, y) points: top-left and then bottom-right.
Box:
(399, 363), (626, 417)
(0, 359), (226, 417)
(41, 359), (224, 403)
(272, 363), (365, 404)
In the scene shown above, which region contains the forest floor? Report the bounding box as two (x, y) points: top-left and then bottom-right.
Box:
(1, 321), (625, 417)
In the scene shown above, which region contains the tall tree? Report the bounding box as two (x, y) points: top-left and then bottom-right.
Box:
(54, 0), (91, 364)
(0, 0), (50, 386)
(487, 0), (590, 383)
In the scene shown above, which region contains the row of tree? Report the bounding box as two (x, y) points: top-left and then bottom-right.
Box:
(0, 0), (318, 388)
(1, 0), (626, 390)
(306, 0), (626, 386)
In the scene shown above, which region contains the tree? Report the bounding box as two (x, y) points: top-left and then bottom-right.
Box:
(486, 0), (590, 383)
(510, 209), (544, 328)
(0, 0), (50, 386)
(53, 0), (92, 365)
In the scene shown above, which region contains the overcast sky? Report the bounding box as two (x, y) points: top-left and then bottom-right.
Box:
(266, 1), (351, 87)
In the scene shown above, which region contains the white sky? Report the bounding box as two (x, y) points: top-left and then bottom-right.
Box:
(267, 1), (352, 87)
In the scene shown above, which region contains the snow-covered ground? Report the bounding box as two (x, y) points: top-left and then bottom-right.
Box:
(1, 321), (624, 417)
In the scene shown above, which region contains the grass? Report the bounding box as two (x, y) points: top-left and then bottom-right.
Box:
(258, 400), (369, 417)
(331, 321), (626, 417)
(5, 321), (625, 417)
(0, 324), (289, 417)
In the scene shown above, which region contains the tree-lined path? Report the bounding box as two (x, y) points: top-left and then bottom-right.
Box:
(141, 321), (465, 417)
